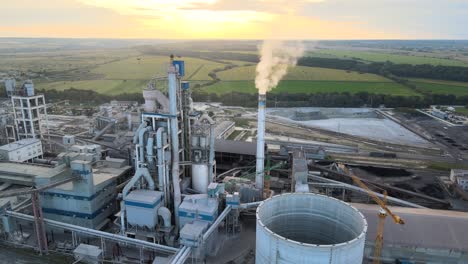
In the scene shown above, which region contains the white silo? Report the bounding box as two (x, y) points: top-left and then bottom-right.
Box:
(256, 193), (367, 264)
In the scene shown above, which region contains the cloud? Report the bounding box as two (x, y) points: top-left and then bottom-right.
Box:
(75, 0), (386, 40)
(2, 0), (467, 39)
(180, 0), (325, 14)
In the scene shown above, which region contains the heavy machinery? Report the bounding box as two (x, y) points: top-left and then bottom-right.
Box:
(337, 163), (405, 264)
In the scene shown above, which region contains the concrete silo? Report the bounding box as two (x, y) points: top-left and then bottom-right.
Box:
(256, 193), (367, 264)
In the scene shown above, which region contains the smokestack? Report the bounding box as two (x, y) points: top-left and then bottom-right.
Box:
(256, 93), (266, 194)
(254, 40), (304, 197)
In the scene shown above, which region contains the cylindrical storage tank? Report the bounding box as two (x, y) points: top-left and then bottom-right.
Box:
(191, 136), (199, 147)
(256, 193), (367, 264)
(192, 164), (209, 193)
(199, 137), (207, 148)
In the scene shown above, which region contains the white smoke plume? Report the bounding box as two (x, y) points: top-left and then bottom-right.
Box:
(255, 40), (304, 95)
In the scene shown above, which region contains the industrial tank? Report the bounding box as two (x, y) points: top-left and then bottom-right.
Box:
(256, 193), (367, 264)
(192, 164), (209, 193)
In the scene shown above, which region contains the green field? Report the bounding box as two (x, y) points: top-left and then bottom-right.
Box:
(37, 55), (225, 94)
(455, 107), (468, 116)
(408, 78), (468, 96)
(20, 49), (459, 97)
(36, 79), (148, 95)
(201, 80), (418, 96)
(313, 50), (468, 67)
(92, 56), (223, 81)
(217, 65), (390, 82)
(0, 49), (138, 72)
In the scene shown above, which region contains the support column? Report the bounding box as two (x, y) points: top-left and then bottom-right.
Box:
(31, 192), (48, 254)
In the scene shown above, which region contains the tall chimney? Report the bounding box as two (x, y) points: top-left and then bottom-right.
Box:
(255, 94), (266, 194)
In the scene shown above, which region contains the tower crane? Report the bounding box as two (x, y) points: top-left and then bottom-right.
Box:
(337, 163), (405, 264)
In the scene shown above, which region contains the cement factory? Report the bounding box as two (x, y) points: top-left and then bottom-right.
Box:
(1, 56), (468, 264)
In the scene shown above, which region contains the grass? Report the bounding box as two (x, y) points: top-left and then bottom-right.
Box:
(91, 56), (223, 81)
(36, 55), (227, 95)
(409, 78), (468, 87)
(36, 79), (148, 95)
(0, 49), (138, 72)
(217, 65), (390, 82)
(428, 162), (468, 171)
(14, 48), (460, 97)
(408, 79), (468, 96)
(455, 107), (468, 116)
(201, 80), (418, 96)
(221, 60), (255, 66)
(313, 50), (468, 67)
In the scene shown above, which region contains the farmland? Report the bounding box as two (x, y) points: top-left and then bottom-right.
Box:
(36, 54), (224, 94)
(201, 64), (416, 96)
(408, 78), (468, 96)
(216, 65), (390, 81)
(91, 56), (224, 81)
(33, 54), (420, 97)
(200, 80), (417, 96)
(311, 50), (468, 67)
(36, 80), (148, 95)
(0, 49), (138, 72)
(3, 40), (467, 99)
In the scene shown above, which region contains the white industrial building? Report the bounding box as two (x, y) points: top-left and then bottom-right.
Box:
(0, 138), (43, 162)
(4, 77), (16, 97)
(10, 80), (49, 140)
(451, 169), (468, 191)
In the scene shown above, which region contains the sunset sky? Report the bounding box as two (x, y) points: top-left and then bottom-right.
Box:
(1, 0), (468, 39)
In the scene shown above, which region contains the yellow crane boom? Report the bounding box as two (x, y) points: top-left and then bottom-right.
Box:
(337, 163), (404, 224)
(337, 163), (405, 264)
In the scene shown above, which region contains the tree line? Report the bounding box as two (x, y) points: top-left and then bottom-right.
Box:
(298, 57), (468, 82)
(192, 91), (468, 109)
(139, 48), (468, 83)
(0, 88), (466, 109)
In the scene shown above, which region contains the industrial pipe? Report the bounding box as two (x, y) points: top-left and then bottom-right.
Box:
(6, 211), (178, 254)
(156, 128), (166, 195)
(92, 121), (115, 141)
(175, 246), (191, 264)
(133, 123), (146, 144)
(170, 246), (190, 264)
(139, 126), (152, 164)
(146, 133), (155, 169)
(202, 205), (231, 241)
(122, 167), (155, 196)
(239, 201), (262, 209)
(168, 64), (182, 232)
(208, 124), (215, 183)
(158, 206), (172, 228)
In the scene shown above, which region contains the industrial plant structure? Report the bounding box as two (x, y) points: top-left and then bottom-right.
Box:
(1, 56), (468, 264)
